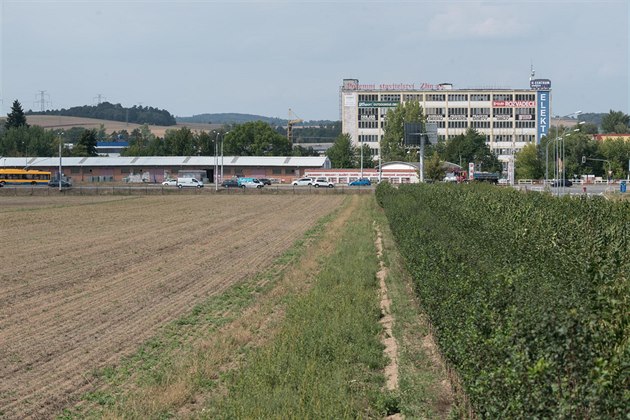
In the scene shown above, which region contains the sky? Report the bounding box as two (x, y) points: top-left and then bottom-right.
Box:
(1, 0), (628, 121)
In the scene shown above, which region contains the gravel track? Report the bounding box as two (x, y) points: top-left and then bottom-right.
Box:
(0, 195), (344, 418)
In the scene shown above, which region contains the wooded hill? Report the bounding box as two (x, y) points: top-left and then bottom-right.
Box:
(28, 102), (177, 126)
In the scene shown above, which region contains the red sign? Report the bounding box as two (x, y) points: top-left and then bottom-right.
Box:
(493, 100), (536, 108)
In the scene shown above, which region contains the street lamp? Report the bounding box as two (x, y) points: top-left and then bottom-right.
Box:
(545, 111), (583, 188)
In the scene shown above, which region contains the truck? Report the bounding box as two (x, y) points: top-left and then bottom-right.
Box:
(472, 172), (500, 184)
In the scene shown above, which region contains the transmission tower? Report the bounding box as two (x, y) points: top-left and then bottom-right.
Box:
(93, 94), (107, 105)
(34, 90), (52, 112)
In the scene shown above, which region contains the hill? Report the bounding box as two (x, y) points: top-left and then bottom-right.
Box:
(177, 113), (337, 127)
(28, 102), (177, 126)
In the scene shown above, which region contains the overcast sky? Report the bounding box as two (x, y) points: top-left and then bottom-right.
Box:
(1, 0), (628, 121)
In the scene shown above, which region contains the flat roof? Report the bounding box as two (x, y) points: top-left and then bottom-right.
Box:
(2, 156), (330, 168)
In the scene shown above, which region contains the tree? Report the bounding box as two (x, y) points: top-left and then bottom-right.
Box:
(357, 143), (375, 169)
(515, 143), (543, 179)
(424, 151), (446, 181)
(5, 100), (28, 130)
(326, 133), (356, 168)
(601, 110), (630, 133)
(442, 128), (501, 172)
(164, 127), (196, 155)
(74, 129), (98, 156)
(223, 121), (291, 156)
(380, 100), (424, 162)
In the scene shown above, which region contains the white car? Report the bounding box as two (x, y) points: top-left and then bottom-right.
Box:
(162, 178), (177, 186)
(312, 177), (334, 188)
(292, 177), (314, 186)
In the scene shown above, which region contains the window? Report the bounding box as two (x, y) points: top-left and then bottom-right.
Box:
(515, 121), (536, 128)
(471, 107), (491, 115)
(426, 94), (445, 101)
(359, 94), (378, 101)
(403, 94), (423, 102)
(493, 93), (513, 101)
(272, 168), (282, 175)
(470, 93), (491, 101)
(471, 121), (491, 128)
(359, 134), (378, 143)
(70, 167), (80, 174)
(285, 168), (295, 175)
(448, 108), (468, 116)
(425, 107), (444, 116)
(381, 94), (401, 102)
(448, 94), (468, 101)
(493, 121), (514, 128)
(515, 93), (535, 101)
(120, 168), (130, 174)
(448, 121), (469, 128)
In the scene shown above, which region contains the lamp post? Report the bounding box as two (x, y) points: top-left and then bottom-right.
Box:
(214, 131), (219, 191)
(545, 112), (583, 188)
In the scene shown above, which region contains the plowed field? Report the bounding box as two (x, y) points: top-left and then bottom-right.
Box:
(0, 195), (344, 418)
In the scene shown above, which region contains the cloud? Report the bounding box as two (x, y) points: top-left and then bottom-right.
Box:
(427, 3), (533, 40)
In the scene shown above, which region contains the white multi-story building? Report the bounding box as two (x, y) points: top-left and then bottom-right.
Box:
(339, 78), (551, 166)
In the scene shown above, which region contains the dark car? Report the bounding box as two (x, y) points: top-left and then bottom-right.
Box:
(221, 179), (240, 188)
(551, 179), (573, 187)
(258, 178), (272, 186)
(48, 179), (72, 188)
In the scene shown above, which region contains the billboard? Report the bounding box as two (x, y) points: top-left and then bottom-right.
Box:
(536, 91), (550, 143)
(530, 79), (552, 90)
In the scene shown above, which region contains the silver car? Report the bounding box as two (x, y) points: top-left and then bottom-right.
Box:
(292, 177), (314, 186)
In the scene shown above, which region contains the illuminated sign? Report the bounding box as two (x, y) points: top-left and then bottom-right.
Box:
(530, 79), (552, 90)
(493, 100), (536, 107)
(537, 91), (549, 143)
(518, 114), (533, 120)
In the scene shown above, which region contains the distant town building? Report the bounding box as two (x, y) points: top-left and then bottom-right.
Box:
(339, 78), (552, 167)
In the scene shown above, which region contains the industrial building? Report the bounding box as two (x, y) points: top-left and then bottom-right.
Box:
(339, 78), (552, 166)
(1, 156), (331, 184)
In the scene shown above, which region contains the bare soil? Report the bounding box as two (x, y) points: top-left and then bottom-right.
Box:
(0, 195), (344, 418)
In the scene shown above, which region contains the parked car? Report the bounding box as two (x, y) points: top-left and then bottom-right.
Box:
(551, 179), (573, 187)
(238, 177), (264, 189)
(349, 178), (371, 186)
(48, 179), (72, 188)
(162, 178), (177, 186)
(313, 177), (334, 188)
(177, 177), (204, 188)
(221, 179), (239, 188)
(292, 177), (314, 186)
(443, 173), (457, 183)
(258, 178), (272, 186)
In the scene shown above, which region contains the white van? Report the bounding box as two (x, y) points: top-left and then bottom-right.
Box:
(237, 177), (264, 189)
(177, 177), (204, 188)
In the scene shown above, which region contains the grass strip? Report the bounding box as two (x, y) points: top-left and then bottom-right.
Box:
(60, 202), (341, 419)
(373, 205), (467, 419)
(203, 196), (389, 419)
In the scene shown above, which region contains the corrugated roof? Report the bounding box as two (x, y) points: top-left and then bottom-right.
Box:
(2, 156), (330, 168)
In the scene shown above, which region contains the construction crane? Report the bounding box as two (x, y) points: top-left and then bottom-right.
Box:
(287, 108), (303, 146)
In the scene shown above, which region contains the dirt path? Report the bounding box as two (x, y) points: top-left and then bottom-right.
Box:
(0, 195), (344, 418)
(375, 223), (399, 392)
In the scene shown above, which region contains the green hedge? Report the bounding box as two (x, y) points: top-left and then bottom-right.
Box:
(377, 183), (629, 418)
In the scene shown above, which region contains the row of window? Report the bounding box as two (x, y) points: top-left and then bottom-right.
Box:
(358, 93), (536, 102)
(359, 134), (379, 143)
(358, 120), (538, 130)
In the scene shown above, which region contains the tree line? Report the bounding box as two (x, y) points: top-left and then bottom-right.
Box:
(0, 100), (320, 158)
(28, 101), (177, 126)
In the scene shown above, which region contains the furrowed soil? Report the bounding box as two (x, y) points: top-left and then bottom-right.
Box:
(0, 195), (344, 418)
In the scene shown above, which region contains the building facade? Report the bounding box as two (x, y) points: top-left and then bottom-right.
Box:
(2, 156), (331, 184)
(340, 78), (551, 166)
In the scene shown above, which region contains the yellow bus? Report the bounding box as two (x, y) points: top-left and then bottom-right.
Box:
(0, 168), (52, 186)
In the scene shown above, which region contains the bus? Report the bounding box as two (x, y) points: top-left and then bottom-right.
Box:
(0, 168), (52, 186)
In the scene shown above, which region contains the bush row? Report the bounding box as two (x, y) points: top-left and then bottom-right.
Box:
(377, 183), (629, 418)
